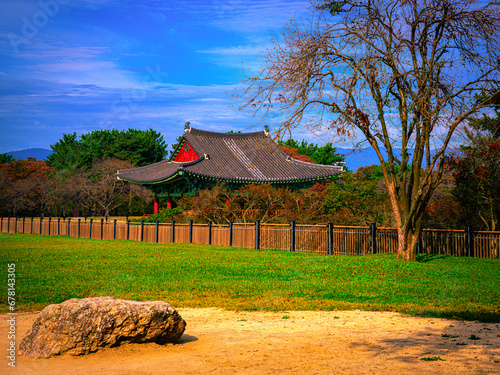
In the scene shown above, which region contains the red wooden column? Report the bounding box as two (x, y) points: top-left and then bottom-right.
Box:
(154, 194), (159, 214)
(167, 194), (173, 209)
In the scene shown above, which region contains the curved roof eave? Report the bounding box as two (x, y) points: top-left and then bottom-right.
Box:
(181, 169), (339, 184)
(116, 157), (205, 184)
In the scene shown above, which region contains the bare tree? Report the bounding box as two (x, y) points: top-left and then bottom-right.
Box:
(78, 159), (152, 217)
(241, 0), (500, 260)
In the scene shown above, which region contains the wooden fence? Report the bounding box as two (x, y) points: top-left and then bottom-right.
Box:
(1, 216), (499, 259)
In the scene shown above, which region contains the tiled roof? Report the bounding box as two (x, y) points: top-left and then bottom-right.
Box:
(116, 127), (342, 184)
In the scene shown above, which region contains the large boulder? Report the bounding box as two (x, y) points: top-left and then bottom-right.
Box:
(19, 297), (186, 358)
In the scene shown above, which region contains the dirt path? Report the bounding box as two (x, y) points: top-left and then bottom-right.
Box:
(2, 308), (499, 374)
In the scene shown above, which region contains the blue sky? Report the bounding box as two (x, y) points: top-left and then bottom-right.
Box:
(0, 0), (316, 154)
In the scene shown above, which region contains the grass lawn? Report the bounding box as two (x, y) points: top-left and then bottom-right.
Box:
(1, 233), (499, 322)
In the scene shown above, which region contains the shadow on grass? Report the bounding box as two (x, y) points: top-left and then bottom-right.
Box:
(417, 254), (449, 263)
(414, 308), (500, 323)
(347, 322), (499, 368)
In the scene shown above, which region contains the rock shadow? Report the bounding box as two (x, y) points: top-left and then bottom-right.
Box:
(178, 334), (198, 344)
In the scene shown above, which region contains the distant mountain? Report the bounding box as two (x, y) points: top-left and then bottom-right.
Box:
(335, 148), (383, 172)
(336, 147), (435, 172)
(6, 148), (52, 161)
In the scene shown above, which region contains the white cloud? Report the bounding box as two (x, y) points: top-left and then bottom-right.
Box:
(197, 42), (271, 72)
(11, 43), (147, 89)
(211, 0), (310, 34)
(198, 44), (269, 56)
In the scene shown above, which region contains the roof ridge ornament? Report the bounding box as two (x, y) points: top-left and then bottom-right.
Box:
(184, 121), (191, 132)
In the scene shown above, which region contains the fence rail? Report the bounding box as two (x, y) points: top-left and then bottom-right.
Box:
(1, 216), (499, 259)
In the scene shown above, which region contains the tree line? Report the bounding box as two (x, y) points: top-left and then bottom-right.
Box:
(1, 124), (496, 234)
(0, 129), (166, 217)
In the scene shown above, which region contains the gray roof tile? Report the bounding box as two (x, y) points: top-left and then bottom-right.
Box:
(116, 127), (342, 184)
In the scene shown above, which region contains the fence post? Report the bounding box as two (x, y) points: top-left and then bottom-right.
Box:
(89, 218), (93, 239)
(328, 222), (333, 255)
(40, 217), (43, 234)
(7, 217), (10, 233)
(140, 219), (144, 242)
(189, 219), (193, 243)
(156, 220), (159, 243)
(22, 217), (25, 234)
(48, 217), (51, 235)
(255, 220), (260, 250)
(0, 216), (2, 232)
(100, 218), (104, 240)
(78, 218), (81, 238)
(290, 220), (296, 252)
(370, 222), (377, 255)
(113, 219), (117, 239)
(466, 226), (473, 257)
(30, 217), (33, 234)
(229, 221), (233, 247)
(208, 220), (212, 245)
(417, 235), (422, 255)
(171, 220), (175, 243)
(14, 217), (17, 234)
(67, 218), (71, 237)
(57, 218), (60, 235)
(126, 219), (130, 240)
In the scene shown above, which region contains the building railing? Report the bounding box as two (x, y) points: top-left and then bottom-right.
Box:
(1, 216), (499, 259)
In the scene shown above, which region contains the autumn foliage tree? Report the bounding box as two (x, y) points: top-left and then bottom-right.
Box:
(447, 106), (500, 231)
(185, 183), (328, 224)
(45, 129), (164, 216)
(0, 158), (55, 216)
(241, 0), (500, 260)
(445, 85), (500, 230)
(447, 142), (500, 231)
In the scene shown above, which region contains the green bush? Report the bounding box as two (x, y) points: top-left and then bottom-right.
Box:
(130, 207), (183, 223)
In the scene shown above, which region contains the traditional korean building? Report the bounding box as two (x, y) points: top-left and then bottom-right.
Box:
(116, 123), (343, 213)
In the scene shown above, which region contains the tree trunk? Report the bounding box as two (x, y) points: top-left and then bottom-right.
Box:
(387, 182), (420, 262)
(396, 225), (419, 262)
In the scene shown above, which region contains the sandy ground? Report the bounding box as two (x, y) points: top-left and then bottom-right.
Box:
(1, 308), (499, 375)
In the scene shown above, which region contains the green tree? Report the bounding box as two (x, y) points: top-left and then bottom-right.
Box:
(278, 139), (345, 166)
(0, 153), (15, 164)
(47, 133), (82, 171)
(448, 141), (500, 231)
(48, 128), (167, 170)
(448, 90), (500, 231)
(354, 165), (385, 182)
(242, 0), (500, 260)
(324, 172), (389, 226)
